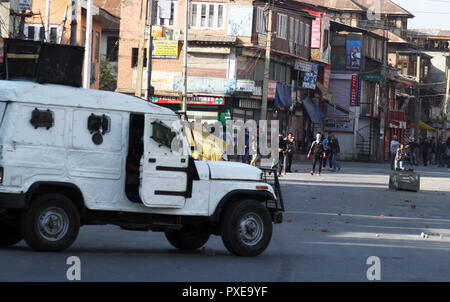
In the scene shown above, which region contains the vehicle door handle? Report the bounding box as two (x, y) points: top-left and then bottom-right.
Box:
(148, 158), (156, 163)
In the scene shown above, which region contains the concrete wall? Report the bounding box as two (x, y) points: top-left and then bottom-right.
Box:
(423, 51), (448, 93)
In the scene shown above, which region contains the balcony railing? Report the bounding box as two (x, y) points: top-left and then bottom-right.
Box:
(387, 110), (406, 122)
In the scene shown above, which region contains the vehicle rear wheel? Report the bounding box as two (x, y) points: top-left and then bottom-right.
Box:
(165, 229), (210, 250)
(220, 200), (272, 257)
(21, 193), (80, 252)
(0, 220), (23, 246)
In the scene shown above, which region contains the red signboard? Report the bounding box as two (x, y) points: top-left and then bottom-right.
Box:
(150, 96), (225, 105)
(350, 75), (359, 106)
(311, 17), (322, 49)
(268, 80), (277, 99)
(323, 64), (331, 89)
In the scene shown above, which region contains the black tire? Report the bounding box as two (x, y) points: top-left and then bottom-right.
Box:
(220, 200), (272, 257)
(0, 220), (23, 247)
(21, 193), (80, 252)
(165, 229), (210, 250)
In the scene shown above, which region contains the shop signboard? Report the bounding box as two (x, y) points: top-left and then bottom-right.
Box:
(152, 40), (178, 59)
(151, 96), (225, 105)
(324, 117), (355, 133)
(323, 64), (331, 89)
(258, 34), (267, 47)
(350, 75), (359, 106)
(311, 15), (322, 48)
(173, 76), (236, 95)
(236, 80), (255, 93)
(294, 60), (312, 72)
(302, 63), (319, 90)
(268, 80), (277, 99)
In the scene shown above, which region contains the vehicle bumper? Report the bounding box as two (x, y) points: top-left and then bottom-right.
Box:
(0, 193), (26, 209)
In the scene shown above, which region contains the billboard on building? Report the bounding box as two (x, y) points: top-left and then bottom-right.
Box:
(346, 40), (362, 71)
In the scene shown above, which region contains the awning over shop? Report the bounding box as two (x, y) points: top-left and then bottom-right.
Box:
(420, 121), (436, 131)
(317, 82), (336, 107)
(273, 82), (293, 109)
(302, 96), (324, 123)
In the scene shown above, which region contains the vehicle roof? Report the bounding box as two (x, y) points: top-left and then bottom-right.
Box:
(0, 80), (176, 116)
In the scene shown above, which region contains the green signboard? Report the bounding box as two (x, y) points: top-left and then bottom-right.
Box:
(361, 74), (382, 82)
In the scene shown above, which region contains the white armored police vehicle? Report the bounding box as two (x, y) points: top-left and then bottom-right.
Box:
(0, 80), (284, 256)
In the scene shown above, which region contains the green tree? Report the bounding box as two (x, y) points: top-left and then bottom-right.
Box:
(99, 58), (118, 91)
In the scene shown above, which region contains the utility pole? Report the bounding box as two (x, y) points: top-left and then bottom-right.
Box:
(261, 0), (274, 122)
(181, 0), (189, 119)
(414, 45), (421, 143)
(82, 0), (93, 88)
(379, 16), (388, 161)
(70, 0), (78, 45)
(45, 0), (51, 42)
(135, 0), (148, 98)
(59, 5), (69, 44)
(145, 0), (155, 100)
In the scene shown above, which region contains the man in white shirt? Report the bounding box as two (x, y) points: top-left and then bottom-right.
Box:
(390, 135), (400, 170)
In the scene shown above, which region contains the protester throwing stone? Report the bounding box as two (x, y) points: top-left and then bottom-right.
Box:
(308, 133), (326, 176)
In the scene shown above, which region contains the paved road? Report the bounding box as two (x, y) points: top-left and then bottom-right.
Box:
(1, 162), (449, 281)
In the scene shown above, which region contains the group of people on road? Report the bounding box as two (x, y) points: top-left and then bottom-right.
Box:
(307, 132), (341, 176)
(390, 135), (450, 170)
(276, 132), (296, 175)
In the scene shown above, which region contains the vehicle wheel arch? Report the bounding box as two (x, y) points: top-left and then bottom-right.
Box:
(210, 190), (273, 223)
(25, 182), (85, 211)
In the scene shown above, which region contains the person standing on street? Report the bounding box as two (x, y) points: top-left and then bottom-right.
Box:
(395, 144), (407, 171)
(408, 138), (418, 166)
(242, 129), (250, 164)
(329, 133), (341, 172)
(285, 132), (295, 173)
(421, 137), (430, 166)
(446, 137), (450, 168)
(430, 137), (437, 165)
(438, 139), (446, 168)
(276, 134), (286, 176)
(390, 135), (400, 170)
(323, 133), (332, 169)
(308, 133), (326, 175)
(250, 135), (258, 166)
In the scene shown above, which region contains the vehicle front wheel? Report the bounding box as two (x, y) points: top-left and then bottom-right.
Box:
(0, 220), (23, 247)
(165, 229), (210, 250)
(220, 200), (272, 257)
(21, 193), (80, 252)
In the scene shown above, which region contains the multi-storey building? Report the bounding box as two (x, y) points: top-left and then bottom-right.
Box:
(117, 0), (315, 137)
